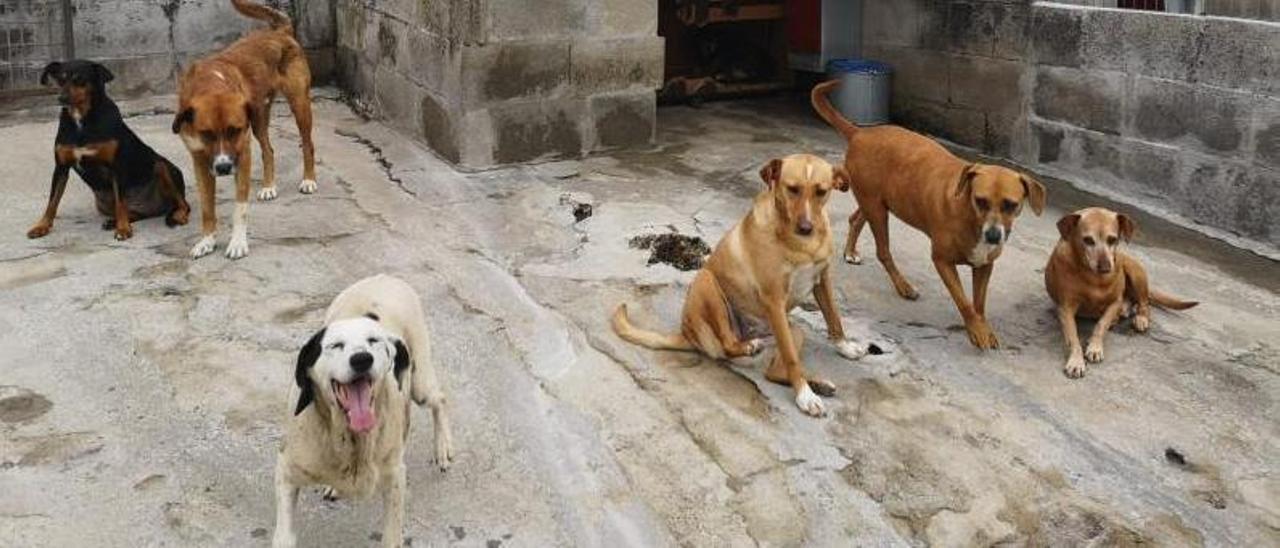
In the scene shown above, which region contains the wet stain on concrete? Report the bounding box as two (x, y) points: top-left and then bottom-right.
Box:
(14, 432), (103, 467)
(0, 386), (52, 424)
(629, 233), (710, 271)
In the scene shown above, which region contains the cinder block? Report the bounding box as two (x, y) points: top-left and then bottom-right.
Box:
(422, 91), (460, 164)
(948, 55), (1023, 113)
(918, 0), (950, 51)
(590, 92), (656, 149)
(335, 1), (368, 52)
(1197, 18), (1280, 96)
(598, 0), (658, 37)
(461, 41), (571, 107)
(892, 98), (985, 150)
(1121, 140), (1183, 204)
(990, 2), (1030, 60)
(488, 0), (587, 41)
(488, 98), (587, 164)
(1254, 99), (1280, 170)
(1121, 11), (1201, 82)
(570, 36), (664, 96)
(1131, 77), (1248, 155)
(404, 27), (458, 95)
(945, 1), (995, 57)
(1032, 66), (1122, 135)
(865, 0), (926, 48)
(865, 45), (949, 104)
(373, 65), (423, 136)
(1080, 9), (1125, 72)
(1031, 6), (1082, 68)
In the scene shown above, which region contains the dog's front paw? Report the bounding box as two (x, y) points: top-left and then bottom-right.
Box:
(225, 234), (249, 259)
(298, 179), (317, 194)
(321, 486), (341, 502)
(434, 431), (454, 471)
(1064, 355), (1087, 379)
(114, 225), (133, 241)
(258, 186), (279, 201)
(835, 338), (867, 360)
(166, 208), (189, 227)
(894, 282), (920, 301)
(1084, 341), (1105, 363)
(190, 235), (217, 259)
(966, 319), (1000, 350)
(844, 251), (862, 265)
(1133, 314), (1150, 333)
(795, 384), (826, 417)
(26, 223), (51, 239)
(745, 338), (766, 356)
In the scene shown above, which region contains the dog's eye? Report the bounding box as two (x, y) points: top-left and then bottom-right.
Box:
(1001, 200), (1018, 213)
(1106, 236), (1118, 246)
(786, 186), (800, 196)
(367, 337), (378, 345)
(1083, 236), (1095, 246)
(225, 128), (241, 139)
(328, 342), (344, 351)
(199, 130), (216, 142)
(815, 188), (828, 198)
(975, 198), (990, 210)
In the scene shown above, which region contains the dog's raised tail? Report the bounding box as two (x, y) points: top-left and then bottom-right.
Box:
(232, 0), (292, 31)
(811, 80), (859, 139)
(1150, 290), (1199, 311)
(611, 304), (696, 351)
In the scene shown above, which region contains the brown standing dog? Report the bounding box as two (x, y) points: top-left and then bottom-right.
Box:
(172, 0), (318, 260)
(1045, 208), (1198, 378)
(812, 80), (1046, 350)
(612, 154), (869, 417)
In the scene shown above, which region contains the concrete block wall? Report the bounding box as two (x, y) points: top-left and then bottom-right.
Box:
(334, 0), (663, 169)
(861, 0), (1280, 250)
(69, 0), (335, 96)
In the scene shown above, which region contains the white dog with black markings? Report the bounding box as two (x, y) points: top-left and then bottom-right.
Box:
(273, 274), (454, 548)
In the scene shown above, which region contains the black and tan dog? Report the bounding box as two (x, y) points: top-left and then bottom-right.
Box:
(172, 0), (318, 260)
(27, 60), (189, 241)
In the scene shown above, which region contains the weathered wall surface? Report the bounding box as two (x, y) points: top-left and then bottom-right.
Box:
(69, 0), (334, 96)
(861, 0), (1280, 252)
(334, 0), (663, 169)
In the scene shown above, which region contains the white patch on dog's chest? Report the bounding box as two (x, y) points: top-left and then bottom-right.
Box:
(969, 241), (1002, 267)
(72, 147), (97, 161)
(789, 263), (822, 303)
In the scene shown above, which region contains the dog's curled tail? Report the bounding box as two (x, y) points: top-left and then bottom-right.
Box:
(811, 80), (859, 139)
(232, 0), (292, 31)
(611, 304), (696, 351)
(1150, 290), (1199, 311)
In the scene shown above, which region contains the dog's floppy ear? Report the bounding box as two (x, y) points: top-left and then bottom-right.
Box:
(392, 338), (411, 388)
(1117, 213), (1137, 242)
(758, 158), (782, 189)
(40, 62), (62, 86)
(955, 163), (979, 198)
(172, 107), (194, 134)
(1056, 213), (1081, 240)
(1021, 174), (1047, 216)
(293, 328), (326, 415)
(833, 166), (851, 192)
(91, 62), (115, 85)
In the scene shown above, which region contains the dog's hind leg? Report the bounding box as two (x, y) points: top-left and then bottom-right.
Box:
(844, 208), (866, 264)
(282, 58), (317, 194)
(253, 97), (278, 201)
(683, 272), (765, 359)
(272, 454), (299, 548)
(380, 462), (406, 548)
(865, 204), (918, 300)
(156, 162), (190, 227)
(1122, 257), (1152, 333)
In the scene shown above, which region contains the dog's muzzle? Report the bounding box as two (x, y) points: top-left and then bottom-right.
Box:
(983, 226), (1004, 245)
(213, 154), (234, 176)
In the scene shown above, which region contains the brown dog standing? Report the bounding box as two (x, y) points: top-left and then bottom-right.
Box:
(613, 154), (869, 417)
(172, 0), (318, 260)
(812, 80), (1045, 350)
(1046, 208), (1198, 378)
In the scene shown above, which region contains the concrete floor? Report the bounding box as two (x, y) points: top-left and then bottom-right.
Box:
(1, 92), (1277, 547)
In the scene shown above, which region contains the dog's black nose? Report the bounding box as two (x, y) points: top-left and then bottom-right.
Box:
(984, 227), (1002, 244)
(796, 220), (814, 236)
(349, 352), (373, 374)
(214, 163), (233, 176)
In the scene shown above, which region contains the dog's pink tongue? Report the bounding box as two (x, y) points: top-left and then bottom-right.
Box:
(340, 379), (376, 434)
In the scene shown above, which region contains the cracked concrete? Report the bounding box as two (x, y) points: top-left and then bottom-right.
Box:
(1, 91), (1278, 547)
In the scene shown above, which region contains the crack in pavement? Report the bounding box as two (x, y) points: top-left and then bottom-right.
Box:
(334, 128), (418, 197)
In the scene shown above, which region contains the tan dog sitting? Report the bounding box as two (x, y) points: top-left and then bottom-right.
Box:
(812, 80), (1046, 349)
(1045, 208), (1198, 378)
(613, 154), (868, 417)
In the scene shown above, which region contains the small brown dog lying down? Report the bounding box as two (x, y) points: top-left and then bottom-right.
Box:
(1045, 208), (1198, 378)
(812, 80), (1046, 350)
(613, 154), (868, 417)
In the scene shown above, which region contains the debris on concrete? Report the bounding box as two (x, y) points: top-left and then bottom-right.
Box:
(628, 232), (711, 271)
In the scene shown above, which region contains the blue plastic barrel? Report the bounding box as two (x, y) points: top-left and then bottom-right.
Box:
(826, 59), (893, 126)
